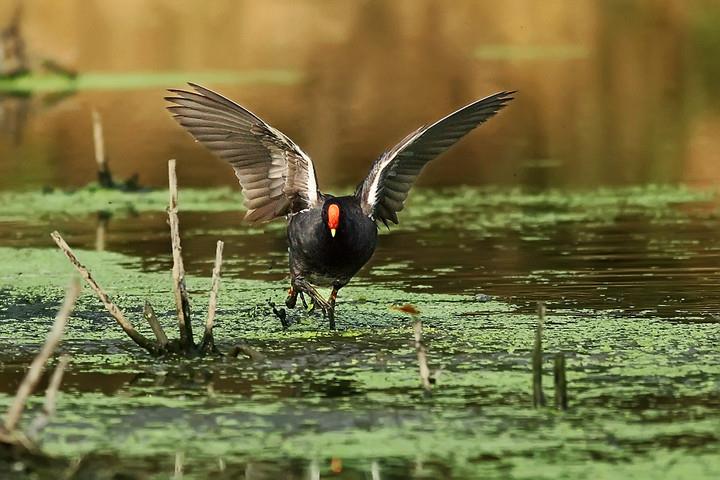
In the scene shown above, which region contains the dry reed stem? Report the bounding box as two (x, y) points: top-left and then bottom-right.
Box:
(92, 110), (105, 169)
(201, 240), (224, 354)
(3, 280), (78, 433)
(533, 302), (546, 407)
(168, 159), (194, 349)
(174, 451), (184, 479)
(413, 318), (432, 393)
(95, 212), (109, 252)
(50, 231), (158, 354)
(92, 109), (112, 187)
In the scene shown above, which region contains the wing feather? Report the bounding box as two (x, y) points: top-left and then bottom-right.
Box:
(356, 91), (515, 224)
(166, 83), (320, 223)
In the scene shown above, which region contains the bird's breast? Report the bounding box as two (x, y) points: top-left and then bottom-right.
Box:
(287, 209), (377, 279)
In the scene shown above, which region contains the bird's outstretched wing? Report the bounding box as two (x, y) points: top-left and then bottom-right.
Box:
(356, 91), (515, 225)
(166, 83), (320, 223)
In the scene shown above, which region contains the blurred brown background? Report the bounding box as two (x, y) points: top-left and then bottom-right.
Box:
(0, 0), (718, 190)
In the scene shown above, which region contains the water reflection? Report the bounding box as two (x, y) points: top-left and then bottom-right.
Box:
(0, 1), (718, 190)
(0, 92), (29, 144)
(0, 5), (28, 77)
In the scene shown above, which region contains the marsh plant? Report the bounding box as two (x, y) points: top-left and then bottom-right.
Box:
(50, 160), (233, 358)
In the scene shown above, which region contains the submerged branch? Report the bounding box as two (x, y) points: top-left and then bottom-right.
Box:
(3, 280), (78, 433)
(227, 344), (266, 362)
(50, 231), (159, 354)
(168, 159), (194, 350)
(201, 240), (224, 354)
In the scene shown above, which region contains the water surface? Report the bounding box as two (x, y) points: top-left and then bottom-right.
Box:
(1, 1), (720, 478)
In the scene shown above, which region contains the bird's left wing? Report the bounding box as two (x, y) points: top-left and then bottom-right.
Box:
(356, 91), (515, 225)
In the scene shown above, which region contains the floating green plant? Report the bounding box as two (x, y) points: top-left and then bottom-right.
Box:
(0, 69), (303, 93)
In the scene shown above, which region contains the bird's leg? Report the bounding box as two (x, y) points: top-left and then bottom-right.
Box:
(327, 287), (339, 329)
(299, 292), (309, 310)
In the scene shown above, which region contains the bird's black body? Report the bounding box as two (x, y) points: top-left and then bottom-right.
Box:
(166, 83), (514, 328)
(288, 196), (378, 289)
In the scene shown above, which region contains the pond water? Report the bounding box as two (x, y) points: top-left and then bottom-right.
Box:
(1, 1), (720, 479)
(1, 186), (719, 479)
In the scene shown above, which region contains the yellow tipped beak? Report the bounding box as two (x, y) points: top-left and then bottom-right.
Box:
(330, 228), (337, 237)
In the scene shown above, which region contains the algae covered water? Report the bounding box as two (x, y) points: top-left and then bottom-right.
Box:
(1, 185), (719, 479)
(2, 1), (720, 476)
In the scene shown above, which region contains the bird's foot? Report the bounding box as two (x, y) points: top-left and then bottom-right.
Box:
(285, 286), (299, 309)
(268, 300), (290, 329)
(293, 280), (338, 329)
(303, 293), (334, 328)
(309, 296), (331, 316)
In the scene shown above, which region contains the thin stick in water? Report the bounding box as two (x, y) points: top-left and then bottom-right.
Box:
(533, 302), (546, 408)
(92, 109), (113, 188)
(3, 279), (79, 433)
(167, 159), (194, 349)
(201, 240), (224, 354)
(414, 318), (432, 393)
(50, 231), (159, 354)
(95, 211), (110, 252)
(174, 451), (184, 479)
(554, 352), (568, 411)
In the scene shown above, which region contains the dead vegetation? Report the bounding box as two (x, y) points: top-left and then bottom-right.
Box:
(50, 160), (247, 358)
(533, 302), (569, 410)
(1, 279), (77, 456)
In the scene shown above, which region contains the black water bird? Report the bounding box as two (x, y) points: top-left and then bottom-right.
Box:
(166, 84), (514, 328)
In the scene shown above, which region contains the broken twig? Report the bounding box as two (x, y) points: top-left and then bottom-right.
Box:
(3, 280), (78, 433)
(533, 302), (546, 408)
(144, 301), (169, 348)
(201, 240), (224, 354)
(50, 231), (159, 354)
(168, 159), (194, 350)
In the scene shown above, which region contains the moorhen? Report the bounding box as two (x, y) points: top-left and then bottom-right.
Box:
(166, 84), (514, 328)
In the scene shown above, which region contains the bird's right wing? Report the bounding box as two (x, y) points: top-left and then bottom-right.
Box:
(166, 83), (320, 223)
(356, 91), (514, 225)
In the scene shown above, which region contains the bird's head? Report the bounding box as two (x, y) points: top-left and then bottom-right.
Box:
(323, 202), (341, 238)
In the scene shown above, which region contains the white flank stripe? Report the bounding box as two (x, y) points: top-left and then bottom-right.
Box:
(305, 153), (318, 205)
